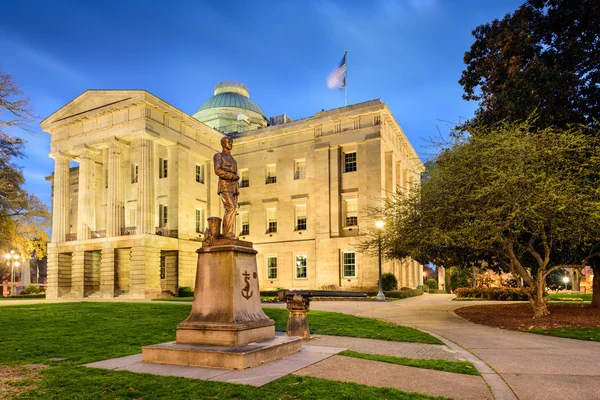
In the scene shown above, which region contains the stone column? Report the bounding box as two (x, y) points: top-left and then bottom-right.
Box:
(76, 147), (97, 240)
(106, 142), (126, 237)
(329, 146), (340, 237)
(136, 138), (155, 234)
(50, 153), (71, 243)
(167, 145), (178, 231)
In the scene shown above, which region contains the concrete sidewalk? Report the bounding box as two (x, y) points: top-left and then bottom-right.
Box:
(299, 295), (600, 400)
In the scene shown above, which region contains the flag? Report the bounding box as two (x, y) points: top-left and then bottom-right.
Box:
(327, 53), (347, 89)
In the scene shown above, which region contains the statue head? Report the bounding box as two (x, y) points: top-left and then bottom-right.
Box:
(220, 136), (233, 151)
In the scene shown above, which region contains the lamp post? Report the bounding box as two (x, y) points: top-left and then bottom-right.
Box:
(4, 250), (21, 297)
(375, 220), (385, 301)
(562, 276), (569, 292)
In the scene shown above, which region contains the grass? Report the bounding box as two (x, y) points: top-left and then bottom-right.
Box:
(0, 302), (445, 399)
(151, 296), (193, 302)
(263, 308), (443, 344)
(0, 296), (45, 300)
(20, 366), (448, 399)
(528, 327), (600, 342)
(339, 350), (480, 376)
(547, 293), (592, 301)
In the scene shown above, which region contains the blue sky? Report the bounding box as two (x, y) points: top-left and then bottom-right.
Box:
(1, 0), (523, 207)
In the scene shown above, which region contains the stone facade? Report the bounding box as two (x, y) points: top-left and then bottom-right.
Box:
(42, 86), (424, 300)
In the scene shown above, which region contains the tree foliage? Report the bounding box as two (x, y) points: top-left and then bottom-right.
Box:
(0, 70), (49, 272)
(361, 119), (600, 318)
(459, 0), (600, 131)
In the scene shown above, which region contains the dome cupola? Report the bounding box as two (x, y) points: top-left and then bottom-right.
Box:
(193, 81), (267, 133)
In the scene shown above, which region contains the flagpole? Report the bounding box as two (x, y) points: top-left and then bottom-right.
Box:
(344, 48), (348, 106)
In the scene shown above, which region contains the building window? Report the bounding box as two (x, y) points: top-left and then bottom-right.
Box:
(344, 198), (358, 227)
(159, 158), (168, 178)
(374, 115), (381, 125)
(266, 208), (277, 233)
(295, 204), (307, 231)
(240, 169), (250, 188)
(266, 164), (276, 184)
(159, 204), (168, 227)
(344, 152), (357, 173)
(195, 208), (204, 233)
(196, 164), (204, 184)
(343, 251), (356, 278)
(240, 211), (250, 236)
(267, 256), (278, 280)
(294, 159), (306, 180)
(296, 255), (307, 279)
(131, 164), (138, 183)
(160, 256), (166, 279)
(353, 119), (360, 129)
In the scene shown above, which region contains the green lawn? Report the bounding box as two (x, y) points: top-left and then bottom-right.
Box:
(0, 302), (445, 400)
(265, 308), (442, 344)
(339, 350), (479, 375)
(547, 293), (592, 301)
(0, 296), (45, 300)
(528, 327), (600, 342)
(151, 296), (194, 302)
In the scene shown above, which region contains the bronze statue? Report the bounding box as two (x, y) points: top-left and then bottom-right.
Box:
(214, 136), (239, 239)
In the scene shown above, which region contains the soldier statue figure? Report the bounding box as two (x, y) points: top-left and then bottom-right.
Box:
(214, 136), (239, 239)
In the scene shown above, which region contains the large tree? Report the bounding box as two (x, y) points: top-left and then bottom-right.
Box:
(362, 119), (600, 317)
(459, 0), (600, 131)
(0, 70), (49, 287)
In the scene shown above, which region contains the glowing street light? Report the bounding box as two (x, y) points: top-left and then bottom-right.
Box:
(562, 276), (569, 291)
(4, 250), (21, 297)
(376, 221), (385, 301)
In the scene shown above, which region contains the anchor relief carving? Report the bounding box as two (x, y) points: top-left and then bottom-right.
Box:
(241, 270), (256, 300)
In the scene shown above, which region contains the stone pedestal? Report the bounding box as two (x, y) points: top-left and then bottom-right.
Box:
(143, 237), (301, 369)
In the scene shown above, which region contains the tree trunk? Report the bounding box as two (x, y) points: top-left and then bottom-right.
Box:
(591, 261), (600, 309)
(529, 280), (550, 318)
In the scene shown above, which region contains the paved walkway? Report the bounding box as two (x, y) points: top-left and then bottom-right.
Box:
(291, 295), (600, 400)
(308, 334), (462, 361)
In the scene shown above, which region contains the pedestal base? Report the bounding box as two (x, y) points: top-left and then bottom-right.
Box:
(176, 319), (275, 346)
(142, 336), (302, 370)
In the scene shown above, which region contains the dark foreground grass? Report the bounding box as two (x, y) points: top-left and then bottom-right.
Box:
(0, 302), (446, 400)
(528, 327), (600, 342)
(18, 366), (448, 400)
(264, 308), (442, 344)
(339, 350), (480, 376)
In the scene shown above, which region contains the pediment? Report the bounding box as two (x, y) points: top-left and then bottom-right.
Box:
(41, 90), (145, 129)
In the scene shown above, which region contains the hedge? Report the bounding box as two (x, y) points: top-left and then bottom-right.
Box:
(453, 287), (529, 301)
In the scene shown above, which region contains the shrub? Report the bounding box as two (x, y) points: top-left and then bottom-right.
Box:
(259, 290), (280, 297)
(21, 285), (43, 295)
(400, 286), (412, 291)
(379, 273), (398, 291)
(178, 286), (194, 297)
(384, 289), (424, 299)
(453, 287), (529, 301)
(425, 279), (438, 290)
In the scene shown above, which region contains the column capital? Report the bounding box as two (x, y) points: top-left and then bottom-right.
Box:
(73, 144), (101, 158)
(107, 136), (131, 149)
(49, 151), (76, 161)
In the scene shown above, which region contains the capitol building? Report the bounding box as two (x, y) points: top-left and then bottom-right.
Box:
(42, 82), (424, 299)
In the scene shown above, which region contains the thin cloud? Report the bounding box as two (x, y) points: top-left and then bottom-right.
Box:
(0, 31), (90, 85)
